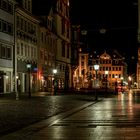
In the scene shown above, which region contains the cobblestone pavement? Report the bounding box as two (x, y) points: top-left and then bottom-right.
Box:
(1, 90), (140, 139)
(0, 92), (97, 136)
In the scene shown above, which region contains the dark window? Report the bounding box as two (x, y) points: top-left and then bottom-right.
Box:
(2, 0), (7, 10)
(7, 24), (12, 34)
(61, 18), (65, 35)
(0, 44), (1, 57)
(1, 45), (6, 58)
(90, 67), (92, 70)
(67, 44), (69, 58)
(67, 25), (69, 38)
(119, 67), (121, 71)
(81, 62), (84, 66)
(62, 41), (65, 57)
(8, 3), (13, 14)
(17, 16), (20, 27)
(0, 20), (1, 31)
(2, 22), (7, 32)
(112, 74), (114, 78)
(7, 47), (11, 59)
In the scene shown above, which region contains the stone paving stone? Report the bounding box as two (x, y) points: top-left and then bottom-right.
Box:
(2, 92), (140, 139)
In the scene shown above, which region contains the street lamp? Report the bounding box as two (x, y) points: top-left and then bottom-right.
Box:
(53, 69), (57, 94)
(105, 70), (109, 91)
(121, 77), (124, 92)
(94, 64), (99, 100)
(128, 76), (132, 90)
(16, 75), (19, 100)
(115, 75), (118, 93)
(26, 63), (31, 98)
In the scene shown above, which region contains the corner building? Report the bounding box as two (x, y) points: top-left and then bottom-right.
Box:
(0, 0), (16, 93)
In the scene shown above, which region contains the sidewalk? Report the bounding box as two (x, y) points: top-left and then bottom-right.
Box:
(1, 92), (140, 140)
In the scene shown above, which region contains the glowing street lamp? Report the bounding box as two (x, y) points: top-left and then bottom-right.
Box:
(128, 76), (132, 90)
(121, 77), (124, 92)
(115, 75), (118, 93)
(53, 69), (57, 94)
(94, 64), (99, 100)
(26, 63), (31, 98)
(105, 71), (109, 91)
(53, 69), (57, 75)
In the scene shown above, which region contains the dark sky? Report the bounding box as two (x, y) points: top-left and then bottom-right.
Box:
(70, 0), (138, 74)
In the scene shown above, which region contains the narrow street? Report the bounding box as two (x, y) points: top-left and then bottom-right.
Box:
(1, 90), (140, 139)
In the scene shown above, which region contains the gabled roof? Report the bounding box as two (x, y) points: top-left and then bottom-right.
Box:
(32, 0), (57, 15)
(100, 51), (111, 60)
(93, 50), (124, 60)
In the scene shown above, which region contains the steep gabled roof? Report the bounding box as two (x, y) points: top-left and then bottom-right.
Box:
(100, 51), (111, 60)
(93, 49), (124, 60)
(32, 0), (57, 15)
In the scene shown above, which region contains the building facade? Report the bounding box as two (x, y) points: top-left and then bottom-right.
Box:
(137, 0), (140, 88)
(74, 50), (128, 89)
(71, 25), (81, 88)
(33, 0), (71, 90)
(54, 0), (71, 89)
(15, 0), (39, 93)
(37, 13), (57, 92)
(0, 0), (16, 93)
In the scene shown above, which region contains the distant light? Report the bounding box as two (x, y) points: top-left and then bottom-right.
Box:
(99, 28), (106, 34)
(105, 71), (109, 75)
(128, 76), (132, 81)
(26, 63), (31, 69)
(53, 69), (57, 74)
(94, 64), (99, 70)
(81, 30), (87, 35)
(133, 2), (138, 6)
(34, 68), (38, 72)
(131, 56), (135, 59)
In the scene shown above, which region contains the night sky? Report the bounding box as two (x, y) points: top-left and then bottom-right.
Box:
(70, 0), (138, 74)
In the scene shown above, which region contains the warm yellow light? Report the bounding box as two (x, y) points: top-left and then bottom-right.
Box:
(128, 76), (132, 81)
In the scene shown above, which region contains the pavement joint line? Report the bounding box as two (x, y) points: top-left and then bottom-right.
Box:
(0, 99), (101, 138)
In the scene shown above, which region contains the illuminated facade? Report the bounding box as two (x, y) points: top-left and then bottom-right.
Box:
(92, 51), (127, 89)
(74, 50), (127, 89)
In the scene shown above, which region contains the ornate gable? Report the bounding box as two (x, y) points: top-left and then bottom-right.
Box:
(100, 51), (111, 60)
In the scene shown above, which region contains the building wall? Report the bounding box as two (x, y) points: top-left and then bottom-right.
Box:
(55, 0), (71, 89)
(15, 3), (39, 93)
(38, 19), (57, 91)
(0, 0), (15, 93)
(74, 51), (127, 89)
(137, 0), (140, 88)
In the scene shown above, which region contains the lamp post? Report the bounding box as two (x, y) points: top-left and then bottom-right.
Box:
(128, 76), (132, 90)
(121, 77), (124, 92)
(105, 70), (109, 92)
(115, 75), (118, 93)
(26, 63), (31, 98)
(16, 75), (19, 100)
(53, 69), (57, 94)
(94, 64), (99, 100)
